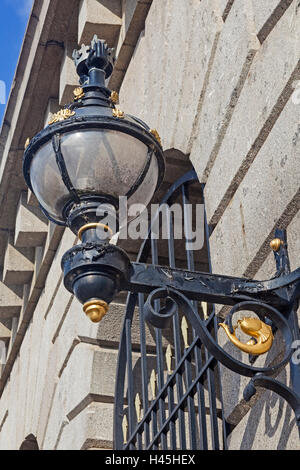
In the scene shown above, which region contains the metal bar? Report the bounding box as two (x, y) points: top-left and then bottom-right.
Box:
(182, 183), (208, 450)
(289, 303), (300, 404)
(204, 332), (220, 450)
(113, 293), (138, 449)
(247, 375), (300, 436)
(201, 264), (220, 448)
(146, 356), (216, 449)
(52, 133), (80, 204)
(124, 336), (202, 448)
(166, 207), (187, 449)
(151, 237), (168, 450)
(273, 229), (300, 418)
(172, 317), (187, 450)
(150, 403), (159, 450)
(136, 430), (143, 450)
(184, 351), (198, 449)
(127, 263), (296, 308)
(136, 170), (199, 261)
(125, 318), (135, 450)
(202, 193), (227, 450)
(167, 381), (177, 449)
(138, 293), (150, 447)
(126, 148), (154, 199)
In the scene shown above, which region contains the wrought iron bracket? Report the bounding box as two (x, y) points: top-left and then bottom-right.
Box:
(118, 229), (300, 435)
(110, 173), (300, 449)
(124, 262), (300, 310)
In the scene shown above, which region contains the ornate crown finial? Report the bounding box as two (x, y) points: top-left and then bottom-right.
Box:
(72, 35), (116, 85)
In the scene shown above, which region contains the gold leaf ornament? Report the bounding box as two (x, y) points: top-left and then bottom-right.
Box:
(112, 108), (125, 119)
(110, 90), (119, 104)
(135, 393), (142, 422)
(48, 109), (75, 125)
(122, 415), (128, 444)
(150, 129), (162, 146)
(201, 302), (208, 320)
(73, 87), (85, 101)
(181, 316), (189, 350)
(150, 369), (157, 400)
(166, 344), (172, 375)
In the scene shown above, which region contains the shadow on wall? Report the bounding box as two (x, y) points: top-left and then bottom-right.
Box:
(237, 368), (297, 450)
(19, 434), (39, 450)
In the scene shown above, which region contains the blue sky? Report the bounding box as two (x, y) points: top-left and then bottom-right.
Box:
(0, 0), (33, 127)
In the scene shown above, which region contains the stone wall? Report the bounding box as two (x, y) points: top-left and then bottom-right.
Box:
(0, 0), (299, 450)
(118, 0), (300, 449)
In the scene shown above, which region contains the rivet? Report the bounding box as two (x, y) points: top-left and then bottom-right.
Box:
(270, 238), (283, 252)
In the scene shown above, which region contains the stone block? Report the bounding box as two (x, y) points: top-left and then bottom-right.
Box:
(119, 0), (224, 153)
(205, 2), (300, 226)
(56, 402), (114, 450)
(286, 209), (300, 272)
(23, 292), (53, 440)
(189, 0), (260, 181)
(0, 283), (23, 320)
(209, 95), (300, 278)
(109, 0), (152, 91)
(42, 343), (112, 449)
(43, 98), (59, 128)
(219, 0), (230, 17)
(14, 193), (48, 248)
(59, 43), (79, 106)
(53, 289), (174, 356)
(0, 322), (11, 343)
(3, 243), (34, 286)
(32, 245), (45, 284)
(56, 343), (153, 413)
(118, 31), (146, 117)
(169, 0), (224, 154)
(35, 346), (59, 445)
(253, 0), (295, 43)
(78, 0), (122, 47)
(252, 0), (284, 32)
(151, 0), (193, 148)
(27, 190), (39, 208)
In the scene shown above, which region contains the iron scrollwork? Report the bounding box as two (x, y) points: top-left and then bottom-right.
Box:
(114, 172), (300, 449)
(142, 287), (300, 440)
(144, 290), (294, 379)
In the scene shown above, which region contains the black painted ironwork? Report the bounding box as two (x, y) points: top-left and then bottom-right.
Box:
(113, 171), (300, 450)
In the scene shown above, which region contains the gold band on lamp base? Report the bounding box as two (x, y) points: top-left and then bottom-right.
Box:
(83, 300), (109, 323)
(78, 223), (114, 241)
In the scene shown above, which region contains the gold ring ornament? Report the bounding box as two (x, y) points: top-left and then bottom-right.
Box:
(78, 223), (114, 241)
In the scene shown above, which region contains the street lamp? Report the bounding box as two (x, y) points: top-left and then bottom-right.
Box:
(23, 36), (300, 432)
(23, 36), (165, 323)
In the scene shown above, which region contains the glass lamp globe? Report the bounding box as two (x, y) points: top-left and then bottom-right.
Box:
(26, 125), (162, 230)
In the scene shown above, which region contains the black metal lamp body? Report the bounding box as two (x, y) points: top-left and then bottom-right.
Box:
(23, 36), (165, 322)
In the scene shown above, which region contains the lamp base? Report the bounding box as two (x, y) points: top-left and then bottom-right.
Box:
(62, 236), (132, 317)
